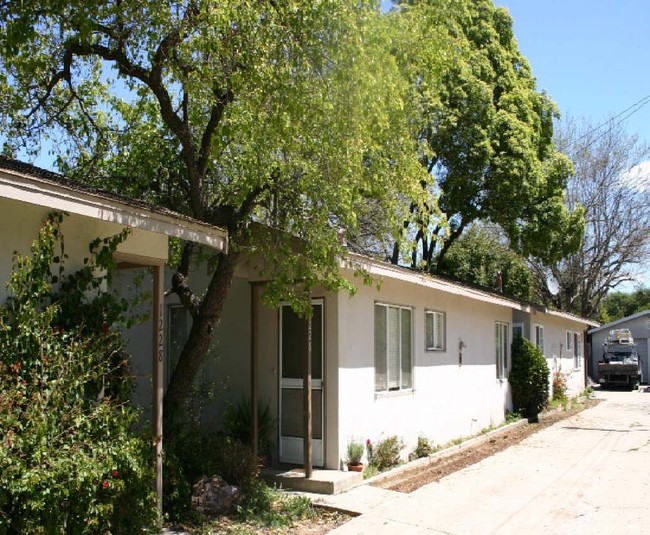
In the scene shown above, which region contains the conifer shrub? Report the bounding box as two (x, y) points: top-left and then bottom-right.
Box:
(509, 337), (550, 422)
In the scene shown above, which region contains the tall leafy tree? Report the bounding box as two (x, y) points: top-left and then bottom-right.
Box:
(531, 117), (650, 318)
(600, 288), (650, 323)
(0, 1), (430, 422)
(440, 224), (532, 300)
(387, 0), (583, 271)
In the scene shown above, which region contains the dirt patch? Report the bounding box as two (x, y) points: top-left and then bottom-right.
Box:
(373, 399), (599, 494)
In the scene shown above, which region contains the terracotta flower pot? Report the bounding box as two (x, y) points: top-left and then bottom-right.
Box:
(347, 463), (363, 472)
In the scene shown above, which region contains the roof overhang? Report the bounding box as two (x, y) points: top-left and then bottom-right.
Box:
(588, 309), (650, 334)
(343, 253), (532, 311)
(543, 308), (599, 328)
(344, 253), (599, 327)
(0, 165), (227, 252)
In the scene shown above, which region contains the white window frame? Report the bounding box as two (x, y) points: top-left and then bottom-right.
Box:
(375, 302), (413, 394)
(573, 331), (582, 369)
(496, 322), (509, 380)
(512, 322), (524, 340)
(425, 310), (446, 351)
(566, 330), (573, 352)
(534, 323), (545, 355)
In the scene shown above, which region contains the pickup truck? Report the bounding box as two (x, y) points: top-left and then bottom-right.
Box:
(598, 329), (642, 390)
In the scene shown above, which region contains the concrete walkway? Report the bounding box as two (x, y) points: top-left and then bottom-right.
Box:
(312, 389), (650, 534)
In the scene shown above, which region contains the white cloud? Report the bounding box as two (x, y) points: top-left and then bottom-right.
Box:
(619, 160), (650, 192)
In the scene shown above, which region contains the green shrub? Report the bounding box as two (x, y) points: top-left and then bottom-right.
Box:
(163, 394), (268, 519)
(236, 479), (314, 528)
(163, 445), (195, 521)
(163, 429), (260, 519)
(0, 214), (158, 533)
(223, 397), (277, 459)
(509, 337), (549, 421)
(414, 435), (434, 459)
(505, 410), (522, 424)
(367, 435), (404, 471)
(362, 464), (379, 480)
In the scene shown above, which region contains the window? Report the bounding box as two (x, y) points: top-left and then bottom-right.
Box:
(512, 323), (524, 340)
(375, 303), (412, 392)
(425, 310), (445, 351)
(534, 324), (545, 355)
(496, 322), (509, 379)
(574, 332), (582, 369)
(566, 330), (573, 352)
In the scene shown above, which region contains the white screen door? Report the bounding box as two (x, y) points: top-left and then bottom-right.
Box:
(279, 300), (324, 466)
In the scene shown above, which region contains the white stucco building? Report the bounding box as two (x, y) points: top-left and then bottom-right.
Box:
(0, 156), (598, 482)
(128, 249), (597, 472)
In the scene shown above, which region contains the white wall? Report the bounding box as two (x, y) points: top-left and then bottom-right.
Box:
(535, 311), (587, 398)
(0, 197), (167, 301)
(336, 271), (512, 465)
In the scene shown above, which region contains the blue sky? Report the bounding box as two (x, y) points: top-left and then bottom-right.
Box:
(495, 0), (650, 290)
(495, 0), (650, 145)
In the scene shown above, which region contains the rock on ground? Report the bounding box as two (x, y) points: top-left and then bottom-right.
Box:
(191, 475), (241, 516)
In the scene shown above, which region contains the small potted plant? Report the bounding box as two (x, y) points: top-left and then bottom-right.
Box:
(346, 439), (364, 472)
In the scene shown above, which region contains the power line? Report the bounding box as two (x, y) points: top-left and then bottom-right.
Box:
(564, 93), (650, 152)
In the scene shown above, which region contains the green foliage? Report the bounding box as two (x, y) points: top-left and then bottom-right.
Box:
(163, 396), (265, 519)
(367, 435), (404, 472)
(509, 337), (550, 420)
(0, 0), (428, 305)
(0, 0), (438, 416)
(162, 446), (196, 522)
(413, 435), (434, 459)
(362, 464), (379, 480)
(235, 480), (314, 529)
(346, 439), (365, 465)
(391, 0), (583, 269)
(162, 424), (218, 519)
(600, 288), (650, 322)
(0, 215), (158, 533)
(505, 410), (523, 424)
(440, 224), (532, 299)
(222, 397), (277, 459)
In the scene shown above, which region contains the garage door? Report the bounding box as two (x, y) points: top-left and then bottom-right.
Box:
(637, 338), (648, 384)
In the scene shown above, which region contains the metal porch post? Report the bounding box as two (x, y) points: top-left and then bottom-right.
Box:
(303, 315), (313, 478)
(152, 264), (164, 516)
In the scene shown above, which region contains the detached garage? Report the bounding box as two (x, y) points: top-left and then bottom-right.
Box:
(588, 310), (650, 384)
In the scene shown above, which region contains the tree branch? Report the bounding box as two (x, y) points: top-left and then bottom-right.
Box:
(197, 89), (234, 177)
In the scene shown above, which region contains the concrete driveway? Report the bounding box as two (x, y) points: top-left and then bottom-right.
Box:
(327, 388), (650, 534)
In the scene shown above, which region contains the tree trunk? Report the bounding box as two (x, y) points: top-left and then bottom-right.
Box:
(436, 222), (466, 268)
(163, 251), (239, 427)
